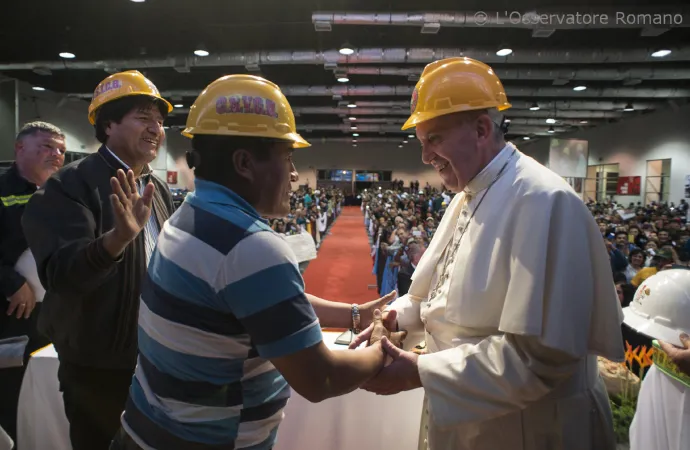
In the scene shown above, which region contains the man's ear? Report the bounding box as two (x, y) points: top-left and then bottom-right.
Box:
(476, 114), (493, 142)
(14, 139), (23, 155)
(232, 149), (255, 182)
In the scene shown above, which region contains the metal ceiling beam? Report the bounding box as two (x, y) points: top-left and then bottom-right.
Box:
(5, 46), (690, 73)
(335, 100), (661, 111)
(103, 85), (690, 99)
(312, 10), (690, 31)
(168, 104), (654, 118)
(298, 123), (570, 133)
(291, 107), (631, 118)
(344, 117), (603, 126)
(345, 65), (690, 81)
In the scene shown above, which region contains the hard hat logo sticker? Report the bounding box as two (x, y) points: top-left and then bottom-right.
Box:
(93, 79), (122, 99)
(410, 88), (419, 114)
(216, 95), (279, 118)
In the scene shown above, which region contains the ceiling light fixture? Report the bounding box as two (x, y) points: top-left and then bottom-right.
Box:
(573, 85), (587, 91)
(130, 0), (146, 2)
(403, 140), (408, 144)
(623, 103), (634, 111)
(174, 104), (183, 108)
(59, 52), (76, 59)
(529, 103), (540, 111)
(194, 49), (210, 57)
(32, 86), (45, 91)
(347, 103), (357, 108)
(523, 136), (531, 140)
(651, 49), (672, 58)
(339, 43), (355, 55)
(349, 117), (357, 121)
(547, 126), (555, 133)
(351, 126), (357, 130)
(352, 133), (359, 137)
(546, 118), (556, 124)
(337, 77), (349, 83)
(352, 144), (357, 147)
(408, 134), (414, 138)
(580, 120), (589, 124)
(398, 145), (403, 148)
(496, 48), (513, 56)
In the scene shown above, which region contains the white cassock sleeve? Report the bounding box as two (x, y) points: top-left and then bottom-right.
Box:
(386, 294), (426, 352)
(417, 334), (581, 427)
(417, 187), (623, 427)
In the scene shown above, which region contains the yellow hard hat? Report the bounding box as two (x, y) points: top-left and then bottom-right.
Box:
(402, 57), (511, 130)
(88, 70), (173, 125)
(182, 74), (310, 148)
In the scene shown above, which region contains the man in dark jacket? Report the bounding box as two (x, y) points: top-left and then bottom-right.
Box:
(0, 121), (65, 444)
(21, 70), (174, 450)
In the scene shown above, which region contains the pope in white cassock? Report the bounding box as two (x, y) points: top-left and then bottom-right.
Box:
(350, 57), (626, 450)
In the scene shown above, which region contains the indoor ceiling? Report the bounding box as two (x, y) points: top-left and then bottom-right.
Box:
(3, 0), (690, 144)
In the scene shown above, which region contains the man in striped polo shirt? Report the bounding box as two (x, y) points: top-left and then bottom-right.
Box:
(110, 75), (404, 449)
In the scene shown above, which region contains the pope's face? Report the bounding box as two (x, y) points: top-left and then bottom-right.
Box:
(415, 112), (496, 192)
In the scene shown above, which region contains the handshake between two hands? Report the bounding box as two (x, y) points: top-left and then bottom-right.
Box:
(348, 306), (423, 395)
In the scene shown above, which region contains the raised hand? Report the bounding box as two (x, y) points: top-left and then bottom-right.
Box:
(110, 169), (155, 243)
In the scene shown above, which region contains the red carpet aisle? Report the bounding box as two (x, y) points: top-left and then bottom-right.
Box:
(302, 206), (378, 306)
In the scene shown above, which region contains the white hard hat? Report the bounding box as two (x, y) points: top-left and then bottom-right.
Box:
(623, 269), (690, 346)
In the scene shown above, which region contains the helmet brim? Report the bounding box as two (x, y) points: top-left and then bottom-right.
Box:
(401, 102), (513, 131)
(623, 306), (686, 347)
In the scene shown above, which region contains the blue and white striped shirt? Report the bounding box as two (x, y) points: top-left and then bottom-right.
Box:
(121, 179), (323, 449)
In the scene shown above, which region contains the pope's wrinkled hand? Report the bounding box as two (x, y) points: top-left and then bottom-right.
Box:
(359, 290), (397, 329)
(361, 337), (422, 396)
(368, 309), (407, 348)
(349, 308), (402, 349)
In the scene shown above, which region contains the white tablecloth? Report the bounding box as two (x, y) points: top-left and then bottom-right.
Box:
(283, 231), (318, 263)
(18, 332), (424, 450)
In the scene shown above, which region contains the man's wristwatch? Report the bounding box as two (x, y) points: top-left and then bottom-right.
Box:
(352, 304), (361, 334)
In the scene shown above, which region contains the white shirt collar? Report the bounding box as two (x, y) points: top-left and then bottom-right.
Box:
(464, 142), (516, 196)
(105, 146), (152, 175)
(105, 146), (131, 170)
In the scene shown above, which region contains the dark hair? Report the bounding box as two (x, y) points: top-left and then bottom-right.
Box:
(613, 272), (628, 284)
(189, 135), (282, 185)
(628, 249), (644, 263)
(94, 95), (169, 144)
(16, 121), (65, 141)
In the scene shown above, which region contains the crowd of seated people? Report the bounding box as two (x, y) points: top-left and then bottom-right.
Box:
(361, 184), (454, 297)
(268, 187), (344, 248)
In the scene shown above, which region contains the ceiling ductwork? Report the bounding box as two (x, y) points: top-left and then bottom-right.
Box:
(345, 65), (690, 81)
(169, 103), (656, 117)
(295, 107), (631, 119)
(298, 123), (569, 134)
(344, 117), (601, 126)
(5, 46), (690, 73)
(102, 85), (690, 99)
(310, 137), (403, 144)
(312, 10), (690, 33)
